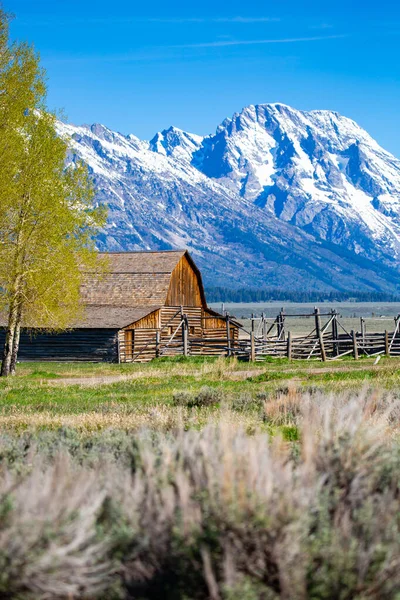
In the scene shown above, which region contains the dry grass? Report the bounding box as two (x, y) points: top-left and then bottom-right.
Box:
(0, 389), (399, 598)
(2, 356), (400, 438)
(0, 403), (261, 433)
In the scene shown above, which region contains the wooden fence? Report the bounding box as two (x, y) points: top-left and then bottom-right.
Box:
(118, 307), (400, 363)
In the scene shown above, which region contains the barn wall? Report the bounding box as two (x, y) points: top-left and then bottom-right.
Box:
(202, 310), (239, 341)
(166, 256), (204, 307)
(124, 309), (160, 330)
(202, 311), (227, 330)
(0, 328), (119, 362)
(118, 328), (159, 363)
(133, 329), (158, 362)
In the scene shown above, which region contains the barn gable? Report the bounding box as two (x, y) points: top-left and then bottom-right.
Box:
(166, 252), (206, 308)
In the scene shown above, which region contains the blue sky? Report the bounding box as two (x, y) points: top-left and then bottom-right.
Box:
(7, 0), (400, 156)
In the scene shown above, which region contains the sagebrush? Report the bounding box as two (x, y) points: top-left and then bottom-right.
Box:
(0, 388), (399, 599)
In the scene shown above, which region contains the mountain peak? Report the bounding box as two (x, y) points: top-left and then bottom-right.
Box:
(149, 126), (202, 159)
(58, 102), (400, 292)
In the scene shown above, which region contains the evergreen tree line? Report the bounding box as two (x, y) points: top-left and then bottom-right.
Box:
(206, 287), (400, 304)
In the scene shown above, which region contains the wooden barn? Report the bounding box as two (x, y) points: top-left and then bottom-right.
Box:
(0, 250), (239, 362)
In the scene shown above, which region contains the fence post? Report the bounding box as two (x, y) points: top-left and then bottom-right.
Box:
(226, 314), (231, 357)
(276, 311), (281, 339)
(287, 330), (292, 360)
(384, 330), (389, 357)
(250, 330), (255, 362)
(361, 317), (366, 347)
(351, 329), (358, 360)
(183, 324), (188, 357)
(262, 312), (267, 344)
(155, 330), (160, 358)
(180, 306), (189, 357)
(315, 307), (326, 362)
(332, 311), (339, 357)
(277, 308), (285, 340)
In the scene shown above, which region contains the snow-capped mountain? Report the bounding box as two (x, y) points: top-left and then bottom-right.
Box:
(58, 103), (400, 292)
(193, 104), (400, 263)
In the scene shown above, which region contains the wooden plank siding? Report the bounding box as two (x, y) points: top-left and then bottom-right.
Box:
(0, 329), (119, 362)
(124, 309), (161, 330)
(118, 305), (238, 363)
(165, 255), (205, 307)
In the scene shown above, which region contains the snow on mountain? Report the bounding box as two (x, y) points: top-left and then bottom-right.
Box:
(191, 103), (400, 262)
(57, 104), (400, 292)
(149, 126), (203, 161)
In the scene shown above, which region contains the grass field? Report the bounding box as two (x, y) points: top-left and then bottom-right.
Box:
(0, 355), (399, 432)
(1, 356), (400, 599)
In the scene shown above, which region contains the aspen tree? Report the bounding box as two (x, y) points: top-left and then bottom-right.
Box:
(0, 11), (106, 376)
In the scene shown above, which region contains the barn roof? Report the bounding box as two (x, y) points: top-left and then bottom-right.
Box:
(0, 251), (216, 331)
(0, 306), (160, 330)
(96, 250), (187, 273)
(81, 249), (207, 309)
(72, 305), (160, 329)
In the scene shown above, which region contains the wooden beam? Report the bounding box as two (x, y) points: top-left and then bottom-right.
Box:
(384, 330), (389, 357)
(332, 311), (339, 357)
(351, 329), (359, 360)
(315, 307), (326, 362)
(287, 330), (292, 360)
(250, 331), (255, 362)
(226, 314), (231, 357)
(183, 325), (188, 357)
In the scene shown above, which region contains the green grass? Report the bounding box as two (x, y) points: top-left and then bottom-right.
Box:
(0, 355), (399, 431)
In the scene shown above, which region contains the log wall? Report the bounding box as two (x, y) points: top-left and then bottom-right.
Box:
(0, 328), (119, 362)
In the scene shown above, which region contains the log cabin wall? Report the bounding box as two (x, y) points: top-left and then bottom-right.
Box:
(118, 328), (159, 363)
(160, 306), (203, 348)
(121, 307), (207, 363)
(0, 328), (119, 362)
(202, 310), (239, 341)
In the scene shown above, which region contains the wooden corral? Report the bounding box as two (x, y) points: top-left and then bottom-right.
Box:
(0, 250), (240, 363)
(231, 308), (400, 362)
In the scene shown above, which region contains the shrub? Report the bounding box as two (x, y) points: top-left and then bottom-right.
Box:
(171, 390), (194, 407)
(172, 386), (224, 408)
(0, 390), (399, 598)
(0, 456), (115, 599)
(191, 386), (224, 407)
(231, 392), (264, 413)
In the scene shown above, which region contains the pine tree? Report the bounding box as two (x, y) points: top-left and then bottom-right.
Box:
(0, 11), (106, 376)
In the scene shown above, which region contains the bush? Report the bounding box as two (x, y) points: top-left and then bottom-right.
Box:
(172, 386), (224, 408)
(191, 386), (223, 407)
(0, 390), (399, 598)
(0, 456), (115, 599)
(171, 390), (194, 407)
(231, 392), (264, 413)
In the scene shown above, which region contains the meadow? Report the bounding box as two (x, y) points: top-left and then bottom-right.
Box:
(1, 356), (400, 599)
(1, 355), (400, 432)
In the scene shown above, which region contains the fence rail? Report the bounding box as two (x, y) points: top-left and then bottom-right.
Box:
(117, 307), (400, 363)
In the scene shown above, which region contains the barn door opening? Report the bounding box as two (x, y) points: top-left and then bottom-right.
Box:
(124, 329), (133, 361)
